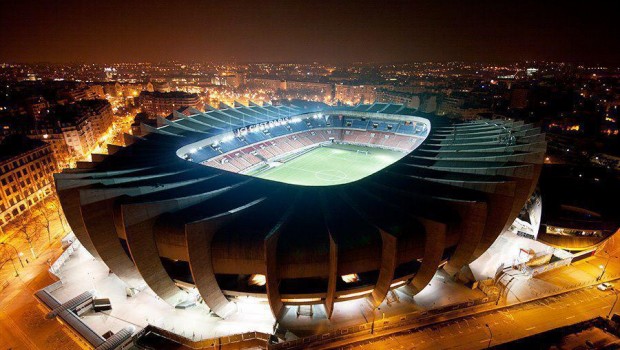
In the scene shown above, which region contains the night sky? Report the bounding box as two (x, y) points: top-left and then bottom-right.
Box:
(1, 0), (619, 64)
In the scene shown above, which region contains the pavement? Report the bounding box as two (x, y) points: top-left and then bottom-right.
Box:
(0, 201), (85, 350)
(46, 241), (492, 342)
(336, 280), (620, 350)
(500, 254), (620, 305)
(308, 237), (620, 349)
(45, 242), (620, 346)
(469, 230), (552, 281)
(279, 270), (486, 337)
(49, 245), (276, 341)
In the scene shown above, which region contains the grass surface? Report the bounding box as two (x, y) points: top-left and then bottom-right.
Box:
(247, 143), (404, 186)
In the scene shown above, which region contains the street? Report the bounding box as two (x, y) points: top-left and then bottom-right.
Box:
(331, 283), (619, 349)
(0, 199), (84, 350)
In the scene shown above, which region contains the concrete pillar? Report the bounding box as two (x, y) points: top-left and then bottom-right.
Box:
(186, 219), (237, 318)
(324, 233), (338, 319)
(367, 230), (397, 308)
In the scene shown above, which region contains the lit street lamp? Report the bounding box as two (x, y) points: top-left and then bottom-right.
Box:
(597, 250), (611, 281)
(371, 307), (382, 334)
(608, 289), (619, 319)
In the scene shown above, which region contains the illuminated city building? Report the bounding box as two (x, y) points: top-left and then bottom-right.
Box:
(247, 77), (287, 91)
(211, 73), (245, 88)
(60, 83), (105, 102)
(150, 81), (171, 93)
(0, 135), (57, 229)
(285, 81), (333, 99)
(376, 89), (420, 109)
(23, 96), (49, 119)
(335, 84), (377, 105)
(28, 99), (114, 161)
(138, 91), (202, 117)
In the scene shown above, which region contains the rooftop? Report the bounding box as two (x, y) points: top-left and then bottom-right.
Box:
(0, 134), (47, 162)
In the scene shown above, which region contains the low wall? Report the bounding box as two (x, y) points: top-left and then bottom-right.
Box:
(133, 294), (497, 350)
(271, 294), (496, 349)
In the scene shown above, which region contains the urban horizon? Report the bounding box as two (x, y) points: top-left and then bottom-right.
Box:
(1, 0), (619, 63)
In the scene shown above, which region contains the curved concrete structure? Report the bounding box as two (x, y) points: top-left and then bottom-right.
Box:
(54, 102), (545, 321)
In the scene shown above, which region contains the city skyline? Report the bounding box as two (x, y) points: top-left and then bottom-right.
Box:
(1, 0), (619, 64)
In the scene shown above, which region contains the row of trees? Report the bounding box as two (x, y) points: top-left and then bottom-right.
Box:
(1, 194), (68, 262)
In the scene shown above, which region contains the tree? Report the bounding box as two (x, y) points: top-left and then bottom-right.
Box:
(0, 245), (17, 277)
(0, 245), (11, 268)
(35, 204), (55, 242)
(12, 211), (41, 259)
(48, 194), (68, 233)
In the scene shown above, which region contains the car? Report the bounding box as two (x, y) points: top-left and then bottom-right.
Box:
(598, 282), (613, 291)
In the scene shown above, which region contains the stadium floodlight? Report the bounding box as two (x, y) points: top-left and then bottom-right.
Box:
(222, 134), (234, 142)
(249, 274), (266, 286)
(189, 148), (197, 154)
(341, 273), (360, 283)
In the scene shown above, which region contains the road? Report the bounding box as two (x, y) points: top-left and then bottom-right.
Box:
(0, 202), (84, 350)
(0, 265), (85, 350)
(334, 284), (619, 349)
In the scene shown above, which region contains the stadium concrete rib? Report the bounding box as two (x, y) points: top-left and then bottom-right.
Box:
(55, 102), (545, 322)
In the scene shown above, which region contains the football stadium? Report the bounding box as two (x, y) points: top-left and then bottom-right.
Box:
(55, 101), (546, 324)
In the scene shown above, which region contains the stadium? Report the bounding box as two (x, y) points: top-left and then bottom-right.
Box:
(55, 101), (546, 322)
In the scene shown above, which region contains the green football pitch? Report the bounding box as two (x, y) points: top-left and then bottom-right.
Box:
(246, 143), (404, 186)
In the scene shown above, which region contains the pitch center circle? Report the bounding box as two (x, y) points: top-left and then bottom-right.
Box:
(314, 169), (348, 182)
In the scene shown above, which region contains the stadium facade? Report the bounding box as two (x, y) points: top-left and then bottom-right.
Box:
(55, 101), (546, 321)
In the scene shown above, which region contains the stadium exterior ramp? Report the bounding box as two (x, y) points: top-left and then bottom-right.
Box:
(55, 101), (545, 322)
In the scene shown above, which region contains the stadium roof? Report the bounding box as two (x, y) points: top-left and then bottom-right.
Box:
(55, 101), (545, 321)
